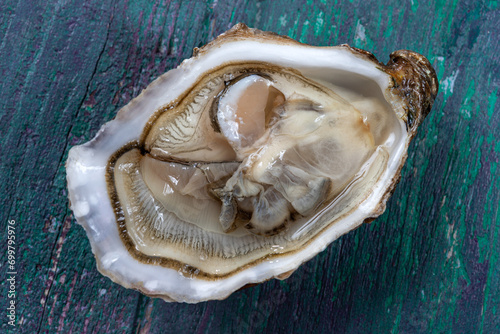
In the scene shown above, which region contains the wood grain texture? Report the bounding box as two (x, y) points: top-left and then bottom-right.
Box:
(0, 0), (498, 333)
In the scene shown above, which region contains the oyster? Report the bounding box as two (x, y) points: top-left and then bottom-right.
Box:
(66, 23), (438, 303)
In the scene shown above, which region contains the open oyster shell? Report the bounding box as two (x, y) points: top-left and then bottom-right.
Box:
(66, 23), (438, 303)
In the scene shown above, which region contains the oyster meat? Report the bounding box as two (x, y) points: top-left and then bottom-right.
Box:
(66, 24), (438, 303)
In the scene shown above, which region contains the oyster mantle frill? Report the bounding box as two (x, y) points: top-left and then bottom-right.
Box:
(66, 24), (438, 303)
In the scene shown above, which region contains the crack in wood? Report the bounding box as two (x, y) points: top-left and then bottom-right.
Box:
(36, 215), (72, 333)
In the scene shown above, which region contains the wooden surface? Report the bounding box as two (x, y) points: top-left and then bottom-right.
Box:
(1, 0), (499, 333)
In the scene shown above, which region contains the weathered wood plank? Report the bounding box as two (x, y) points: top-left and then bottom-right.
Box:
(1, 0), (498, 333)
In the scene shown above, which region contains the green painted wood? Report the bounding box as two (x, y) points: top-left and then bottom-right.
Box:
(1, 0), (498, 333)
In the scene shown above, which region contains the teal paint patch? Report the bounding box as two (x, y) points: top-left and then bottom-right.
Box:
(411, 0), (419, 12)
(384, 6), (394, 39)
(460, 79), (476, 120)
(487, 0), (499, 9)
(487, 89), (498, 121)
